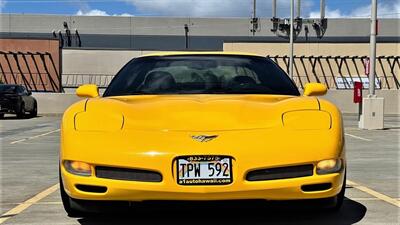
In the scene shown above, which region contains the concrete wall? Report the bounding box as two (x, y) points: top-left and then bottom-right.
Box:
(1, 14), (398, 50)
(62, 49), (156, 75)
(33, 90), (399, 115)
(224, 42), (400, 57)
(322, 90), (399, 115)
(61, 48), (399, 90)
(32, 92), (80, 114)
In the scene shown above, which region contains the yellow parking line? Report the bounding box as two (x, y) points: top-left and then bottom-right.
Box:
(10, 129), (60, 144)
(345, 133), (372, 142)
(0, 184), (59, 224)
(347, 180), (400, 207)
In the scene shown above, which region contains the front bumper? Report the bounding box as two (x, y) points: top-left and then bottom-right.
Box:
(61, 164), (345, 202)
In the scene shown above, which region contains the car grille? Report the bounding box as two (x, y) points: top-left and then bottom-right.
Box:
(95, 166), (162, 182)
(246, 164), (314, 181)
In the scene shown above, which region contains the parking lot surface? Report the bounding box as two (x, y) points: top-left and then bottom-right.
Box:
(0, 114), (399, 225)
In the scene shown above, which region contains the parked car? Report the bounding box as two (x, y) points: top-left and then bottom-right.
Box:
(60, 52), (345, 217)
(0, 84), (37, 118)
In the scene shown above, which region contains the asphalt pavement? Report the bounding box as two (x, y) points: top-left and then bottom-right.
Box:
(0, 114), (399, 225)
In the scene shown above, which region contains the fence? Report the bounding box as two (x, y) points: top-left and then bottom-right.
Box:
(62, 74), (114, 88)
(40, 55), (400, 90)
(0, 39), (62, 92)
(268, 55), (400, 90)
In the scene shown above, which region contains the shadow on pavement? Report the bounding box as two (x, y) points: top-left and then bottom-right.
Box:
(77, 198), (366, 225)
(0, 115), (40, 120)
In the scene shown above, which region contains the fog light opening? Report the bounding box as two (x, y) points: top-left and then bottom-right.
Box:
(301, 183), (332, 192)
(75, 184), (107, 193)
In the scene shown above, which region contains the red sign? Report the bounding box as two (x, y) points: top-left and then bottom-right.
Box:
(353, 81), (363, 103)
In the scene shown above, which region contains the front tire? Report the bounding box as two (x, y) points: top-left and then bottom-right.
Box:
(59, 172), (90, 218)
(30, 101), (37, 118)
(17, 102), (26, 118)
(0, 113), (4, 119)
(324, 173), (346, 211)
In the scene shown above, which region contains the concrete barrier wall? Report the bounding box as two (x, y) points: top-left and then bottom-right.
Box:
(321, 90), (399, 115)
(1, 15), (399, 50)
(33, 90), (399, 115)
(33, 93), (81, 115)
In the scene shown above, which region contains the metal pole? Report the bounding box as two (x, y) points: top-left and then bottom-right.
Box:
(289, 0), (294, 79)
(296, 0), (301, 18)
(184, 24), (189, 49)
(369, 0), (377, 96)
(253, 0), (256, 18)
(272, 0), (276, 18)
(320, 0), (325, 19)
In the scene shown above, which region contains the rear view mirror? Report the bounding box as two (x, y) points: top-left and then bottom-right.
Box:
(303, 83), (327, 96)
(76, 84), (99, 98)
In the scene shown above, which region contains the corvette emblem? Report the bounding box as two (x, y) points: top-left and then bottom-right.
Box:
(191, 135), (218, 142)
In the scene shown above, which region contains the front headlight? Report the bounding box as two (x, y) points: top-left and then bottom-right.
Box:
(316, 159), (343, 175)
(63, 160), (92, 176)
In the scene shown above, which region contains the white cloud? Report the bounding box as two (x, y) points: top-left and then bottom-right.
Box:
(77, 9), (109, 16)
(308, 0), (400, 18)
(309, 7), (342, 18)
(76, 9), (133, 17)
(349, 0), (400, 18)
(124, 0), (314, 18)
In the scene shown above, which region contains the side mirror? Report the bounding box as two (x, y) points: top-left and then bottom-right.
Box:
(303, 83), (327, 96)
(76, 84), (99, 98)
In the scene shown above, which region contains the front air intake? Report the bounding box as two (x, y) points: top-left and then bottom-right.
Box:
(246, 164), (314, 181)
(95, 166), (162, 182)
(76, 184), (107, 193)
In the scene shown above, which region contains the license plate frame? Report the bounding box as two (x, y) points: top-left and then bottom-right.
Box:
(176, 155), (233, 186)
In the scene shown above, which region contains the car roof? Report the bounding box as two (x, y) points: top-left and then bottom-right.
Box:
(139, 51), (264, 58)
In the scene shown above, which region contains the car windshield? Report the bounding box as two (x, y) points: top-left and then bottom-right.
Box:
(0, 85), (17, 93)
(104, 55), (299, 97)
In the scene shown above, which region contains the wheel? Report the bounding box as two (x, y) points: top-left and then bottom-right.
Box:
(59, 172), (91, 218)
(17, 102), (25, 118)
(0, 113), (4, 119)
(324, 172), (346, 211)
(30, 101), (37, 118)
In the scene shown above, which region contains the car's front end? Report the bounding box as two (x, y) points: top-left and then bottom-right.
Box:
(60, 95), (345, 203)
(60, 53), (346, 216)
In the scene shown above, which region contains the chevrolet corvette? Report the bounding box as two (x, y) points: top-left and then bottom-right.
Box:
(60, 52), (346, 217)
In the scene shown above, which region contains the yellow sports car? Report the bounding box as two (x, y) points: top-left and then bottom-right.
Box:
(60, 52), (345, 217)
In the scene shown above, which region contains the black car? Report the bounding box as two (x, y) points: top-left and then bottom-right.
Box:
(0, 84), (37, 118)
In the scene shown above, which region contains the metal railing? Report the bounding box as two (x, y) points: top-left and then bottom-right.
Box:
(60, 55), (399, 90)
(62, 74), (114, 88)
(0, 51), (62, 92)
(267, 55), (399, 89)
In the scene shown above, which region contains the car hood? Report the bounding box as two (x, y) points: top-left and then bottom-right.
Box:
(80, 95), (320, 132)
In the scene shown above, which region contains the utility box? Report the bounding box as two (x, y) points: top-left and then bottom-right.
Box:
(359, 96), (384, 130)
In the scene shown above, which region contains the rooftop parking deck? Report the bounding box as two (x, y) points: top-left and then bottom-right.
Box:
(0, 114), (399, 225)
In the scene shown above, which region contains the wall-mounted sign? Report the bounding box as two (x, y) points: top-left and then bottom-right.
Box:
(336, 76), (381, 89)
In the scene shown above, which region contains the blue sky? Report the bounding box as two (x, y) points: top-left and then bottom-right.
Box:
(0, 0), (399, 18)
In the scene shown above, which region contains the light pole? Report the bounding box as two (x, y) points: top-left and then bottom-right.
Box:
(369, 0), (377, 96)
(359, 0), (384, 130)
(289, 0), (294, 79)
